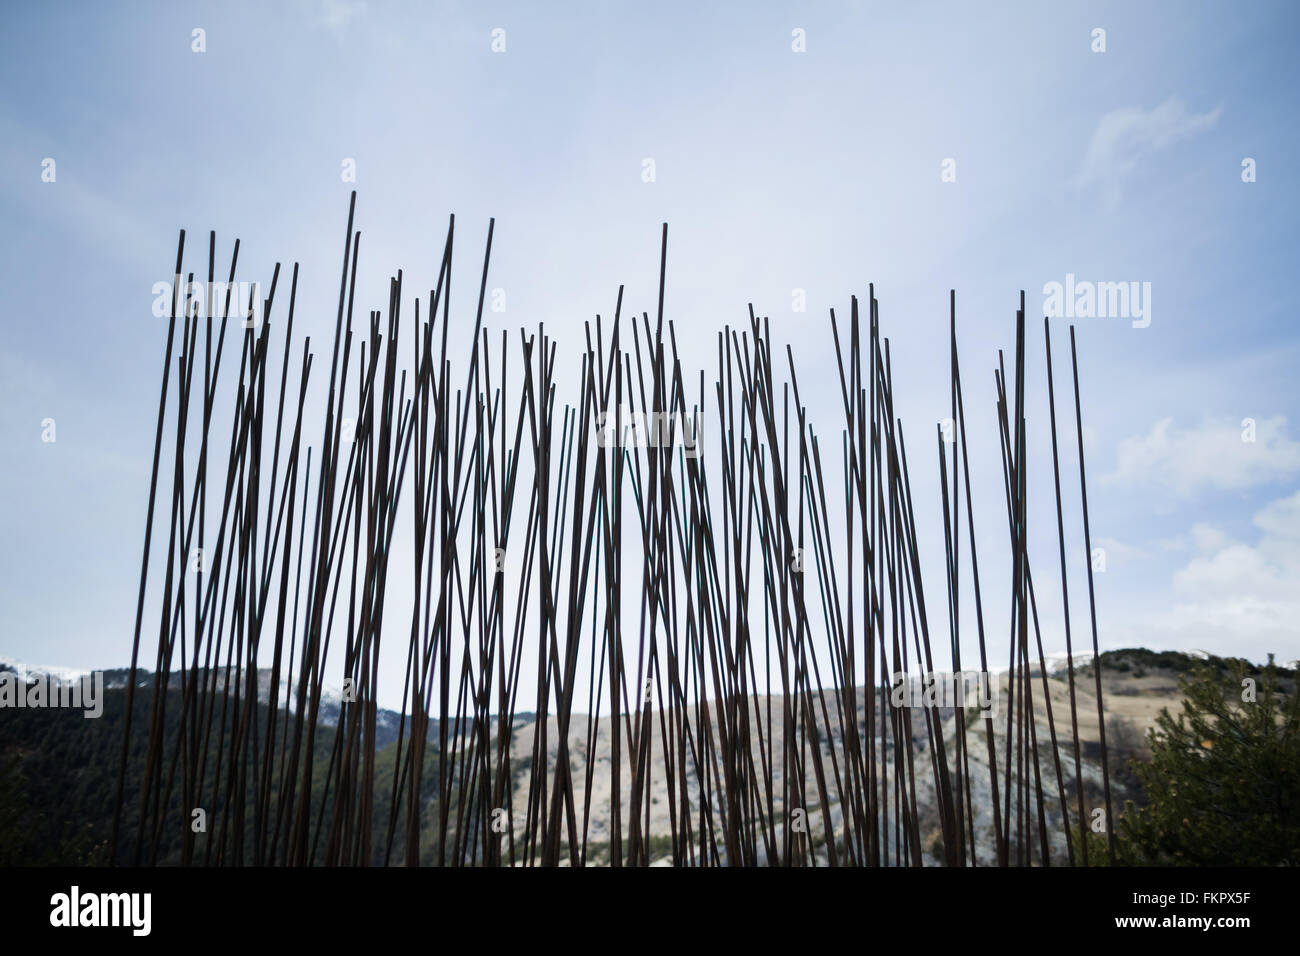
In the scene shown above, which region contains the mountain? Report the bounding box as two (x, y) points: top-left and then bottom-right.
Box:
(0, 648), (1290, 865)
(0, 661), (460, 866)
(0, 658), (418, 751)
(492, 648), (1294, 864)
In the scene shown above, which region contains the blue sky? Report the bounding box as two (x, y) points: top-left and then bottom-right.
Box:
(2, 1), (1298, 703)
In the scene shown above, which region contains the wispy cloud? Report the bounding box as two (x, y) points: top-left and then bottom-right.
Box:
(1075, 97), (1222, 192)
(0, 111), (170, 270)
(1093, 536), (1150, 568)
(1148, 488), (1300, 653)
(1103, 415), (1300, 499)
(307, 0), (366, 38)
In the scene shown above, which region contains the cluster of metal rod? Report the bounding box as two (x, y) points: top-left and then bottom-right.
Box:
(110, 194), (1113, 866)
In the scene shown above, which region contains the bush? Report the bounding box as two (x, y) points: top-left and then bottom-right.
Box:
(1110, 659), (1300, 865)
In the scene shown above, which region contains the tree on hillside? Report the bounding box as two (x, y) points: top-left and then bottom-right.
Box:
(1112, 658), (1300, 866)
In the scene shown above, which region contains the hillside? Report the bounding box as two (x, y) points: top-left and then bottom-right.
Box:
(0, 649), (1291, 865)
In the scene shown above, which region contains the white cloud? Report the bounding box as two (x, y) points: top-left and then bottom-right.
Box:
(309, 0), (366, 36)
(1190, 523), (1230, 554)
(1093, 535), (1149, 567)
(1075, 97), (1222, 191)
(1253, 489), (1300, 538)
(1143, 489), (1300, 656)
(1104, 415), (1300, 499)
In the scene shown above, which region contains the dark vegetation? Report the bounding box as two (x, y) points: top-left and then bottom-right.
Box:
(1073, 656), (1299, 866)
(0, 678), (466, 866)
(6, 649), (1298, 865)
